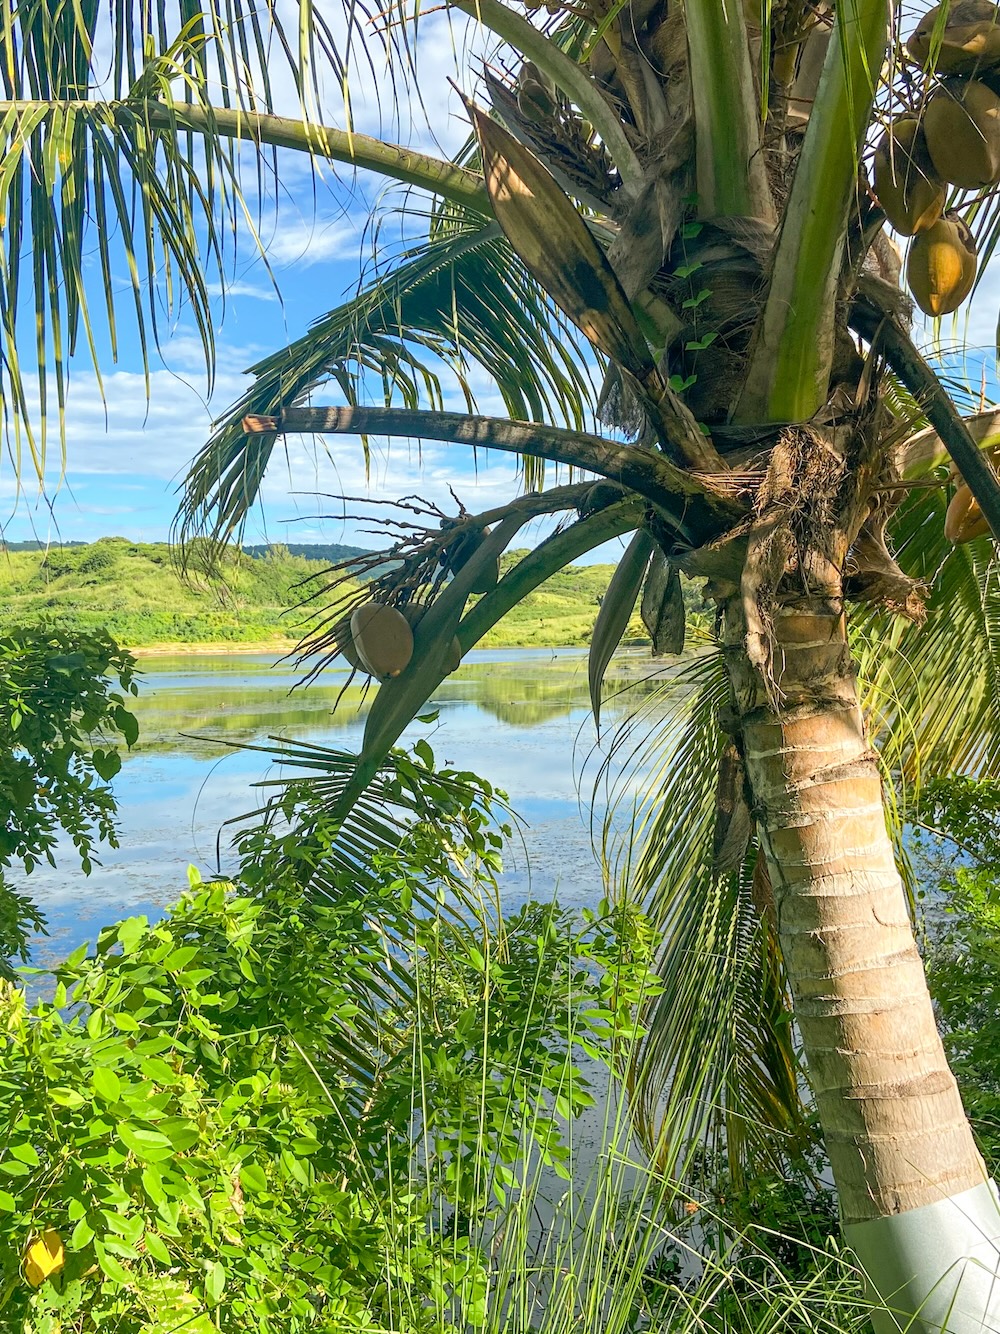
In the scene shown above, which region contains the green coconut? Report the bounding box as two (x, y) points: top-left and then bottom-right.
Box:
(516, 61), (557, 122)
(872, 119), (946, 235)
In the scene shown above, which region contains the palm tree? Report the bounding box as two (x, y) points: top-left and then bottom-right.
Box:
(7, 0), (1000, 1327)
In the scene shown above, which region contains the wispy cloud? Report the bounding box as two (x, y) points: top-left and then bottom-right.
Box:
(206, 280), (280, 303)
(264, 216), (367, 266)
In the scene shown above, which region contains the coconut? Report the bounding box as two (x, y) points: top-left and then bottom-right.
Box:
(350, 602), (414, 680)
(923, 78), (1000, 189)
(398, 602), (427, 630)
(872, 119), (946, 235)
(401, 603), (462, 672)
(444, 635), (463, 674)
(906, 212), (978, 315)
(908, 0), (1000, 72)
(332, 616), (363, 670)
(516, 61), (557, 122)
(945, 481), (992, 542)
(440, 525), (483, 572)
(579, 480), (627, 516)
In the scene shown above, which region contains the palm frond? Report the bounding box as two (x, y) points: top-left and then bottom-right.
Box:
(221, 735), (512, 1104)
(600, 650), (812, 1182)
(0, 0), (293, 473)
(179, 215), (599, 545)
(857, 481), (1000, 779)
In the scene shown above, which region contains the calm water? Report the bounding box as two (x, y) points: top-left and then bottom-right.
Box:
(27, 647), (677, 968)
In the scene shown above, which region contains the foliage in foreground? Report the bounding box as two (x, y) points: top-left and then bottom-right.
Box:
(18, 753), (1000, 1330)
(915, 774), (1000, 1171)
(0, 625), (137, 978)
(0, 757), (661, 1332)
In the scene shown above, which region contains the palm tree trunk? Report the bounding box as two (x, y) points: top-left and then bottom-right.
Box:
(722, 570), (1000, 1333)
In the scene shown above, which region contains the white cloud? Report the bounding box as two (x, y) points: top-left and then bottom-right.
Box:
(263, 214), (368, 267)
(206, 280), (280, 302)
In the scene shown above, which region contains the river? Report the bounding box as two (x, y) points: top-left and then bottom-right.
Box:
(27, 646), (682, 969)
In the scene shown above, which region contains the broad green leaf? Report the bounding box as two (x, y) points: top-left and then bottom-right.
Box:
(95, 1241), (130, 1287)
(145, 1231), (171, 1264)
(240, 1162), (268, 1194)
(9, 1142), (39, 1166)
(92, 1067), (122, 1104)
(204, 1259), (225, 1305)
(49, 1087), (86, 1107)
(117, 1124), (173, 1162)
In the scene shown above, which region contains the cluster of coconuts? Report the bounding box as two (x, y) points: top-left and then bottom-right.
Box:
(872, 1), (1000, 316)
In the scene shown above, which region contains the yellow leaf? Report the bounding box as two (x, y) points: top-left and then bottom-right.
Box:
(24, 1229), (65, 1286)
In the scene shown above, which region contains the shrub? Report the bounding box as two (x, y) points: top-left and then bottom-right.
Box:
(0, 625), (137, 975)
(0, 746), (664, 1333)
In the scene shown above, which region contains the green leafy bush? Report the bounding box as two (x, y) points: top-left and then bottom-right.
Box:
(0, 625), (138, 975)
(0, 750), (663, 1333)
(913, 775), (1000, 1167)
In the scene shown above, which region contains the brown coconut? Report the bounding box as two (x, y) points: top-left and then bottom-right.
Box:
(908, 0), (1000, 72)
(945, 481), (992, 542)
(350, 602), (414, 680)
(906, 211), (978, 315)
(923, 77), (1000, 188)
(872, 119), (945, 235)
(444, 635), (463, 673)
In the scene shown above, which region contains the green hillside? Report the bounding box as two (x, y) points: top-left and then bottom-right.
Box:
(0, 538), (330, 649)
(0, 537), (674, 652)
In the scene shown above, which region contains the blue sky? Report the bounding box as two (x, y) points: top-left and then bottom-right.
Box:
(1, 10), (567, 555)
(2, 12), (998, 559)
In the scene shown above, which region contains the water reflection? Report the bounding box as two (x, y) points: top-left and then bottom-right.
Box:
(27, 646), (681, 969)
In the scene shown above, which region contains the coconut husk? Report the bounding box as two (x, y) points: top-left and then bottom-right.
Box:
(844, 520), (930, 619)
(713, 742), (753, 876)
(641, 549), (686, 655)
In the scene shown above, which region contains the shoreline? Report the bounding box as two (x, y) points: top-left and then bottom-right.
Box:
(129, 639), (298, 658)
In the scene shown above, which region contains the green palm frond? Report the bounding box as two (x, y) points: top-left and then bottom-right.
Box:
(857, 482), (1000, 779)
(221, 735), (511, 1102)
(179, 216), (599, 544)
(600, 651), (811, 1181)
(0, 0), (297, 474)
(0, 0), (456, 478)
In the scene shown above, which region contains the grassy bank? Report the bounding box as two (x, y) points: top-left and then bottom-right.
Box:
(0, 538), (678, 652)
(0, 539), (324, 649)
